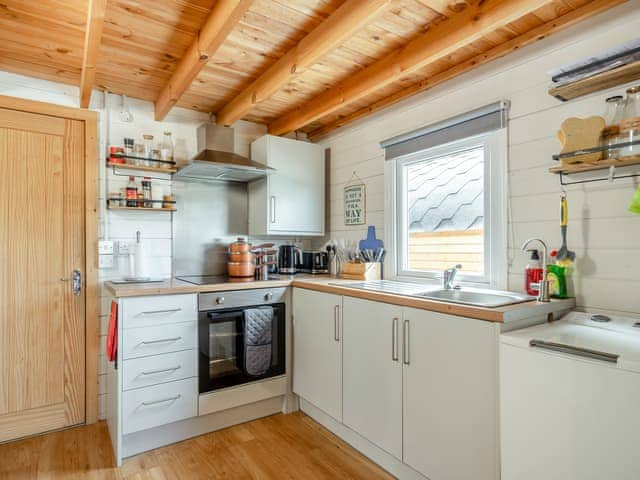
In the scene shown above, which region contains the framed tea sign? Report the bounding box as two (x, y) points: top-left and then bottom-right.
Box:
(344, 176), (366, 225)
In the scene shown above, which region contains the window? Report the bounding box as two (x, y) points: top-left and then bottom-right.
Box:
(394, 132), (506, 287)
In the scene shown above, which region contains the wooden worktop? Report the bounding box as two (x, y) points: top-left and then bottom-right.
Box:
(105, 275), (575, 324)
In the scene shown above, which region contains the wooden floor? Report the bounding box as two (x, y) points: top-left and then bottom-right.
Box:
(0, 412), (394, 480)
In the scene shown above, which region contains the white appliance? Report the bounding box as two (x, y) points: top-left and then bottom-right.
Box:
(500, 311), (640, 480)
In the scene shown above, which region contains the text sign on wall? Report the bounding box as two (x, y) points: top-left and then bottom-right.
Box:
(344, 184), (366, 225)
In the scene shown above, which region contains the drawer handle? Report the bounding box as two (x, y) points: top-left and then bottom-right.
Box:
(138, 336), (182, 346)
(529, 339), (619, 363)
(139, 365), (182, 376)
(140, 394), (181, 407)
(137, 308), (182, 316)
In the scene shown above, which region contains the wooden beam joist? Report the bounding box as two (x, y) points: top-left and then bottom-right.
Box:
(417, 0), (470, 16)
(268, 0), (557, 136)
(215, 0), (392, 127)
(79, 0), (107, 108)
(154, 0), (254, 121)
(306, 0), (627, 140)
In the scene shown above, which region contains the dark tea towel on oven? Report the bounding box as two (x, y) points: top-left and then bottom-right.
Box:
(244, 307), (273, 376)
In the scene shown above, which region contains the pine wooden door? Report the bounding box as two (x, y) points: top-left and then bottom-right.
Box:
(0, 107), (86, 442)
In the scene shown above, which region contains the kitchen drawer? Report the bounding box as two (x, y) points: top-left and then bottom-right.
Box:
(122, 323), (196, 360)
(121, 294), (197, 329)
(122, 377), (197, 435)
(122, 349), (196, 391)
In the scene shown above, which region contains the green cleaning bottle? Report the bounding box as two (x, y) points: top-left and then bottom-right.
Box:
(629, 184), (640, 215)
(547, 250), (568, 299)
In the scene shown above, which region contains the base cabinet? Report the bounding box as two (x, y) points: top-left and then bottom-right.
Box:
(293, 288), (500, 480)
(402, 307), (499, 480)
(342, 297), (403, 460)
(292, 288), (342, 421)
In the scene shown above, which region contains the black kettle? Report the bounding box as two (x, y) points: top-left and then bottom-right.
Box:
(278, 244), (302, 275)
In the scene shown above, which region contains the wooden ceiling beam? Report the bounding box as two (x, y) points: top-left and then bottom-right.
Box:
(154, 0), (254, 121)
(306, 0), (627, 140)
(215, 0), (392, 127)
(268, 0), (556, 136)
(79, 0), (107, 108)
(416, 0), (470, 16)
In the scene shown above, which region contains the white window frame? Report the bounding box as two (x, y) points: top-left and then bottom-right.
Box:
(387, 129), (508, 289)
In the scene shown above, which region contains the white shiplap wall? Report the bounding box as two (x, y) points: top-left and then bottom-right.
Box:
(317, 1), (640, 317)
(0, 72), (268, 419)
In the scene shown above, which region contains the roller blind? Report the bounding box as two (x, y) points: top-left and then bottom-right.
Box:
(380, 100), (509, 161)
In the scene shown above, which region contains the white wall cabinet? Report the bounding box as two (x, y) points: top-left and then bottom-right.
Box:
(402, 307), (499, 480)
(342, 297), (403, 460)
(292, 288), (342, 421)
(249, 134), (324, 236)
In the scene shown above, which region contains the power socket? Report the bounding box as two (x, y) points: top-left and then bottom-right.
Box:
(117, 241), (132, 255)
(98, 240), (114, 255)
(99, 255), (114, 269)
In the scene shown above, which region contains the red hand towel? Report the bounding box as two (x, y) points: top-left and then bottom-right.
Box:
(107, 301), (118, 362)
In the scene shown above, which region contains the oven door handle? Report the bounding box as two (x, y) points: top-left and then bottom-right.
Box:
(529, 339), (619, 363)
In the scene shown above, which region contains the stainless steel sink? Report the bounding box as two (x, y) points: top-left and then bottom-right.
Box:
(338, 281), (535, 308)
(414, 288), (534, 308)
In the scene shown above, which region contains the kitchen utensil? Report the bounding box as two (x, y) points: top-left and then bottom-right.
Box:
(359, 226), (384, 252)
(557, 116), (606, 165)
(227, 261), (256, 277)
(229, 237), (252, 253)
(556, 193), (576, 262)
(119, 94), (134, 123)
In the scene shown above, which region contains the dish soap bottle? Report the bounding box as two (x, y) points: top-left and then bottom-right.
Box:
(525, 249), (543, 296)
(547, 250), (568, 299)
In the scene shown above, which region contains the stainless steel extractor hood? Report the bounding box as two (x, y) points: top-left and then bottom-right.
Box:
(175, 123), (274, 182)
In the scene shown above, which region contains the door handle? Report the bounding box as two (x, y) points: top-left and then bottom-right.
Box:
(403, 320), (410, 365)
(140, 394), (181, 407)
(61, 269), (82, 296)
(334, 305), (340, 342)
(138, 308), (182, 316)
(138, 336), (182, 346)
(270, 195), (276, 223)
(392, 317), (399, 361)
(529, 339), (618, 363)
(139, 365), (182, 376)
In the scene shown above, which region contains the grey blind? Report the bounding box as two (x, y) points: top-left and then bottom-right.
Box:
(380, 101), (509, 161)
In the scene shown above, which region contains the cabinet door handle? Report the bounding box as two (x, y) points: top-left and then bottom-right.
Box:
(334, 305), (340, 342)
(403, 320), (410, 365)
(392, 317), (399, 361)
(139, 365), (182, 376)
(138, 308), (182, 316)
(139, 336), (182, 346)
(270, 195), (276, 223)
(140, 394), (181, 407)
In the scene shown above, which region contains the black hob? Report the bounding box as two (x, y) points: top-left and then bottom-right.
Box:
(175, 275), (281, 286)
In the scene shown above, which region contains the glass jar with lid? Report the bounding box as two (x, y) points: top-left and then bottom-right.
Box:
(620, 85), (640, 158)
(601, 95), (625, 159)
(142, 134), (154, 159)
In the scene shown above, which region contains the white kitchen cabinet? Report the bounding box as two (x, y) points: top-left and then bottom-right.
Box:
(249, 134), (324, 236)
(342, 297), (403, 460)
(292, 288), (342, 421)
(402, 307), (499, 480)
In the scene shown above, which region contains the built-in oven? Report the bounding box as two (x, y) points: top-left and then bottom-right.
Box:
(198, 288), (286, 394)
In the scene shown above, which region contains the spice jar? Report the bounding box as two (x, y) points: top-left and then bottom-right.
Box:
(601, 95), (625, 159)
(142, 134), (154, 159)
(141, 177), (152, 208)
(162, 194), (175, 210)
(620, 85), (640, 158)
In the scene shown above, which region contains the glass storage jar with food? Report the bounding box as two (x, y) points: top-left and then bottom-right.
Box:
(601, 95), (625, 159)
(620, 86), (640, 158)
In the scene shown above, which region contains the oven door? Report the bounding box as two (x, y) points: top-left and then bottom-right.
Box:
(198, 303), (285, 394)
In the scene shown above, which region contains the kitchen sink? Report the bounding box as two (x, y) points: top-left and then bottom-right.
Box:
(414, 287), (534, 308)
(339, 281), (535, 308)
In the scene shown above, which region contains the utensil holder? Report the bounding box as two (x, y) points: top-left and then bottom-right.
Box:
(341, 261), (381, 280)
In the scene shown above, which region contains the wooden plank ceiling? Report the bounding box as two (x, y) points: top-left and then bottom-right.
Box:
(0, 0), (627, 139)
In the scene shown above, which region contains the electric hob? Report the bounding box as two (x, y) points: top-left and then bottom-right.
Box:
(175, 274), (281, 285)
